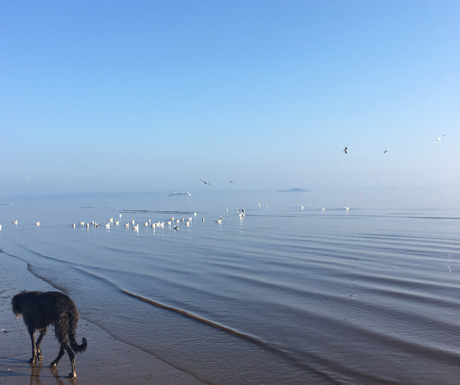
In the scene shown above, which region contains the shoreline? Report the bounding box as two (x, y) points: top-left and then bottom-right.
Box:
(0, 253), (206, 385)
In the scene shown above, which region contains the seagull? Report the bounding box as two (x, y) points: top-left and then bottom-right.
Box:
(200, 179), (212, 186)
(229, 180), (234, 183)
(343, 147), (348, 154)
(384, 150), (388, 153)
(434, 134), (445, 143)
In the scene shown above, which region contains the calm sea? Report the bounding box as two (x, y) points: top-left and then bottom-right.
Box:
(1, 188), (460, 385)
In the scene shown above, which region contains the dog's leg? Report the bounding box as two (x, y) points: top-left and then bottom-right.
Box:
(50, 344), (65, 368)
(63, 343), (77, 379)
(27, 327), (39, 365)
(35, 327), (48, 360)
(50, 343), (77, 378)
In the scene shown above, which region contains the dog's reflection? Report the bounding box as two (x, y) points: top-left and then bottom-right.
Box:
(28, 362), (76, 385)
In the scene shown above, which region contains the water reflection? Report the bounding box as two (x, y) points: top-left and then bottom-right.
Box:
(28, 362), (76, 385)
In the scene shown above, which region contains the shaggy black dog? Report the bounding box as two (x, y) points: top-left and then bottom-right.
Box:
(11, 291), (87, 378)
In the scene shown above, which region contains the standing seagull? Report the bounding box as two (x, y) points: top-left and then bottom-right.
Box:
(434, 134), (445, 143)
(343, 147), (348, 154)
(200, 179), (212, 186)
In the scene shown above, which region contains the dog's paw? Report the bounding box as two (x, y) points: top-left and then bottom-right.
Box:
(49, 361), (57, 368)
(38, 353), (44, 361)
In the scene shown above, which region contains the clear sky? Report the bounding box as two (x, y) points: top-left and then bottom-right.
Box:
(1, 0), (459, 195)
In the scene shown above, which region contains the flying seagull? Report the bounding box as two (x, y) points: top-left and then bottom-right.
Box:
(384, 150), (388, 153)
(343, 147), (348, 154)
(200, 179), (212, 186)
(229, 180), (234, 183)
(434, 134), (445, 143)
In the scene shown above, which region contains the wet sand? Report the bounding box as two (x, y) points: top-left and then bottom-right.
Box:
(0, 253), (206, 385)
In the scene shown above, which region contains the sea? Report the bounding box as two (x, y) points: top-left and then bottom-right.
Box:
(1, 187), (460, 385)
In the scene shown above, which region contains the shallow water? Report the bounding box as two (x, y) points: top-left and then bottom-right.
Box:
(1, 190), (460, 384)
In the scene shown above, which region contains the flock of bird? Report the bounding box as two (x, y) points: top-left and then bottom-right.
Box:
(71, 212), (204, 232)
(0, 206), (250, 234)
(71, 207), (249, 232)
(0, 204), (358, 235)
(341, 134), (446, 155)
(198, 134), (447, 190)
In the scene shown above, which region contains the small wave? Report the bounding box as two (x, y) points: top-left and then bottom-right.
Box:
(121, 209), (193, 215)
(27, 263), (69, 294)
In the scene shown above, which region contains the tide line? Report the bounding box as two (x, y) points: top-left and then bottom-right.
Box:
(122, 289), (250, 339)
(121, 289), (339, 383)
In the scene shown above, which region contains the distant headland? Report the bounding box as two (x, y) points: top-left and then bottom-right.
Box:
(168, 192), (192, 196)
(278, 188), (309, 193)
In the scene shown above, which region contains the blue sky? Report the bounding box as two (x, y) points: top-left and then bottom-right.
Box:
(1, 0), (459, 194)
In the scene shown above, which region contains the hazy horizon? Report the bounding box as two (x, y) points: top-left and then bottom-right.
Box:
(2, 185), (460, 211)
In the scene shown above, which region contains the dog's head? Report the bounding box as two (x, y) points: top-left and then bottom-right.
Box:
(11, 291), (27, 319)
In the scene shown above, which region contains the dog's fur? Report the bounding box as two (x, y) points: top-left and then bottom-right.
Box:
(11, 291), (87, 378)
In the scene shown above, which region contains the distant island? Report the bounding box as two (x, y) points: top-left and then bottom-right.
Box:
(278, 188), (309, 193)
(168, 192), (192, 196)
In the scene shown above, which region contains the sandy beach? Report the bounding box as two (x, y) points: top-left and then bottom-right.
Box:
(0, 253), (206, 385)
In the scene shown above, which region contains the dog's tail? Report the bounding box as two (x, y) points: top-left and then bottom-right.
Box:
(70, 336), (87, 353)
(69, 309), (87, 353)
